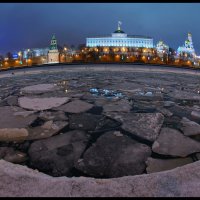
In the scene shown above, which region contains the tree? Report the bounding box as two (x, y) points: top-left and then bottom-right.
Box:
(78, 44), (85, 51)
(63, 44), (70, 48)
(0, 55), (3, 61)
(6, 52), (12, 59)
(168, 47), (176, 64)
(70, 45), (75, 50)
(169, 47), (176, 55)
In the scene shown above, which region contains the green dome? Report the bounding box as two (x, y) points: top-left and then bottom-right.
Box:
(114, 29), (125, 33)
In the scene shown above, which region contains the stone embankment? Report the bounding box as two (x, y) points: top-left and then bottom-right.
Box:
(0, 159), (200, 197)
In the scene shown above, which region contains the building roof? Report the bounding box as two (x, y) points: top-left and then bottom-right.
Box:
(51, 34), (56, 40)
(87, 35), (152, 39)
(128, 35), (152, 39)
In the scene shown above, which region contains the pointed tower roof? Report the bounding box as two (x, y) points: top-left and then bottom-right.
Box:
(52, 34), (56, 40)
(50, 34), (58, 50)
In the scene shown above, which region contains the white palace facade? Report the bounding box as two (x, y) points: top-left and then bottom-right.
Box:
(86, 22), (153, 48)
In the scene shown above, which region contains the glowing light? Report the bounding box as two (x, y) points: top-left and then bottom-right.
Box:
(104, 48), (108, 52)
(121, 47), (126, 52)
(12, 54), (18, 59)
(142, 56), (146, 60)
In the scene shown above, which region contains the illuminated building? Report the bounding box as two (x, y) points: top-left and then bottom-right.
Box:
(86, 22), (153, 48)
(155, 40), (170, 62)
(156, 40), (169, 53)
(47, 34), (59, 63)
(177, 33), (196, 57)
(22, 48), (49, 59)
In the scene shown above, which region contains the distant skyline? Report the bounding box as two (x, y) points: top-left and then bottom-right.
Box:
(1, 3), (200, 55)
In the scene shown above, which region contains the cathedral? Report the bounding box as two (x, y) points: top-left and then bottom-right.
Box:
(156, 40), (169, 53)
(177, 33), (196, 57)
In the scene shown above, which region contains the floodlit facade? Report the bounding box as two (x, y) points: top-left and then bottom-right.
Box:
(86, 22), (153, 48)
(156, 40), (169, 53)
(22, 48), (49, 59)
(177, 33), (196, 57)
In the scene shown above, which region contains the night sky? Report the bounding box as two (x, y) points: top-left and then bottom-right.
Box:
(1, 3), (200, 55)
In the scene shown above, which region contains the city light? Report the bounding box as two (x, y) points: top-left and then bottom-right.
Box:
(1, 23), (200, 69)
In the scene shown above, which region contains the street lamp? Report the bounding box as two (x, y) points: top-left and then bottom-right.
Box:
(26, 49), (31, 66)
(18, 51), (22, 65)
(147, 51), (150, 62)
(63, 47), (67, 62)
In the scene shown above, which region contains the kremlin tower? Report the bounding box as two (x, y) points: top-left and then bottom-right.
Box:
(47, 34), (59, 63)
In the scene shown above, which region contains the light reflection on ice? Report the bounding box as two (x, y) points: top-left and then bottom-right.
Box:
(89, 88), (124, 99)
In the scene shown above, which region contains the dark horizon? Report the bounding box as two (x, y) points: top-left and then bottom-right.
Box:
(1, 3), (200, 56)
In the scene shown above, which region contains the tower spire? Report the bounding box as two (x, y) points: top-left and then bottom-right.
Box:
(118, 21), (122, 31)
(50, 34), (57, 50)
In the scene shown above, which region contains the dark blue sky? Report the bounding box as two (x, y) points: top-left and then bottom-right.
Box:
(1, 3), (200, 55)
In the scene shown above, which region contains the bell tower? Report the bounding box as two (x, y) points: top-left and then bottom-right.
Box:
(187, 33), (194, 49)
(48, 34), (59, 63)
